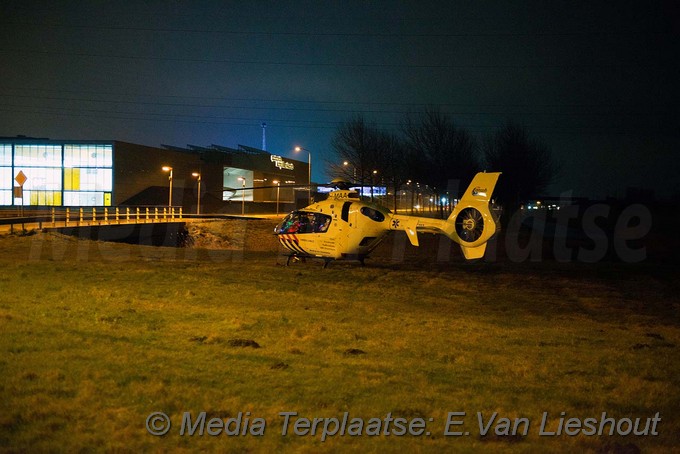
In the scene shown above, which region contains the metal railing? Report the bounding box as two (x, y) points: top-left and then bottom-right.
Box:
(0, 206), (184, 232)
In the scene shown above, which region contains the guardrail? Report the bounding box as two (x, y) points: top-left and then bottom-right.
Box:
(0, 206), (184, 233)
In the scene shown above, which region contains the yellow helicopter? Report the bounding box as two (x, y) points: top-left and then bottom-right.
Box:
(274, 172), (501, 266)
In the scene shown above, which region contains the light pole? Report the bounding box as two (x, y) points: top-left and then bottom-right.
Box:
(371, 169), (377, 201)
(273, 180), (280, 215)
(294, 146), (312, 204)
(162, 166), (173, 208)
(343, 161), (356, 182)
(192, 172), (201, 215)
(237, 176), (246, 215)
(407, 180), (413, 214)
(416, 182), (421, 213)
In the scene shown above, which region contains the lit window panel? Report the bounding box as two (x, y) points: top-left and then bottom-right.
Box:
(64, 144), (112, 167)
(0, 144), (11, 166)
(19, 190), (62, 206)
(14, 167), (62, 191)
(63, 191), (104, 206)
(76, 168), (113, 191)
(0, 190), (11, 205)
(0, 167), (11, 189)
(14, 145), (62, 167)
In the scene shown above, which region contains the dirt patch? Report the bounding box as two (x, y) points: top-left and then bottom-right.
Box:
(187, 219), (280, 252)
(227, 338), (261, 348)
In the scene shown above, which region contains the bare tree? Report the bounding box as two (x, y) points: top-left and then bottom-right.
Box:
(328, 115), (409, 208)
(329, 115), (379, 188)
(483, 121), (558, 212)
(401, 108), (480, 196)
(376, 129), (407, 210)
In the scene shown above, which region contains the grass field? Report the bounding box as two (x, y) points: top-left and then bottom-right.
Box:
(1, 220), (679, 452)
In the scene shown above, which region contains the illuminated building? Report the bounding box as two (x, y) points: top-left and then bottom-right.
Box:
(0, 137), (309, 213)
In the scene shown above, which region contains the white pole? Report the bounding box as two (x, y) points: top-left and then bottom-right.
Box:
(276, 183), (280, 215)
(168, 169), (173, 208)
(197, 175), (201, 215)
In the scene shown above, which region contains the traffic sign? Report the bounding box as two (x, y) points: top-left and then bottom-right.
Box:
(15, 171), (27, 187)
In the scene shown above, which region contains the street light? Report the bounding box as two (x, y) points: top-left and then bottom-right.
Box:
(191, 172), (201, 215)
(294, 146), (312, 204)
(237, 176), (246, 215)
(162, 166), (173, 208)
(371, 169), (378, 201)
(407, 180), (414, 214)
(272, 180), (280, 215)
(343, 160), (356, 181)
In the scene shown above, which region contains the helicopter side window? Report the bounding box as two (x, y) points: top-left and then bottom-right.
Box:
(313, 213), (332, 233)
(275, 212), (332, 234)
(360, 206), (385, 222)
(341, 202), (351, 222)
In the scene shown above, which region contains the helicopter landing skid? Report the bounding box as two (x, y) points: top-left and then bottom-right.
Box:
(285, 254), (306, 266)
(283, 254), (334, 269)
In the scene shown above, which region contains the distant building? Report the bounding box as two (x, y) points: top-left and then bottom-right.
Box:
(0, 137), (309, 213)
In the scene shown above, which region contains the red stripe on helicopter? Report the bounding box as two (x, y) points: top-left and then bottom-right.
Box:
(278, 234), (308, 255)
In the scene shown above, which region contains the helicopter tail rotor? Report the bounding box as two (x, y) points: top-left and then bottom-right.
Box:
(445, 172), (501, 259)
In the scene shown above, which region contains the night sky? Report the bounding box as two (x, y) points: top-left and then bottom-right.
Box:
(1, 1), (677, 200)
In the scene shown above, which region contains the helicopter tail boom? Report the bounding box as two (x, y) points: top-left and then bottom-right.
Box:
(389, 172), (501, 259)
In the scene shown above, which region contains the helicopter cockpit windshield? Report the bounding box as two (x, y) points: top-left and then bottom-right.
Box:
(276, 211), (332, 234)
